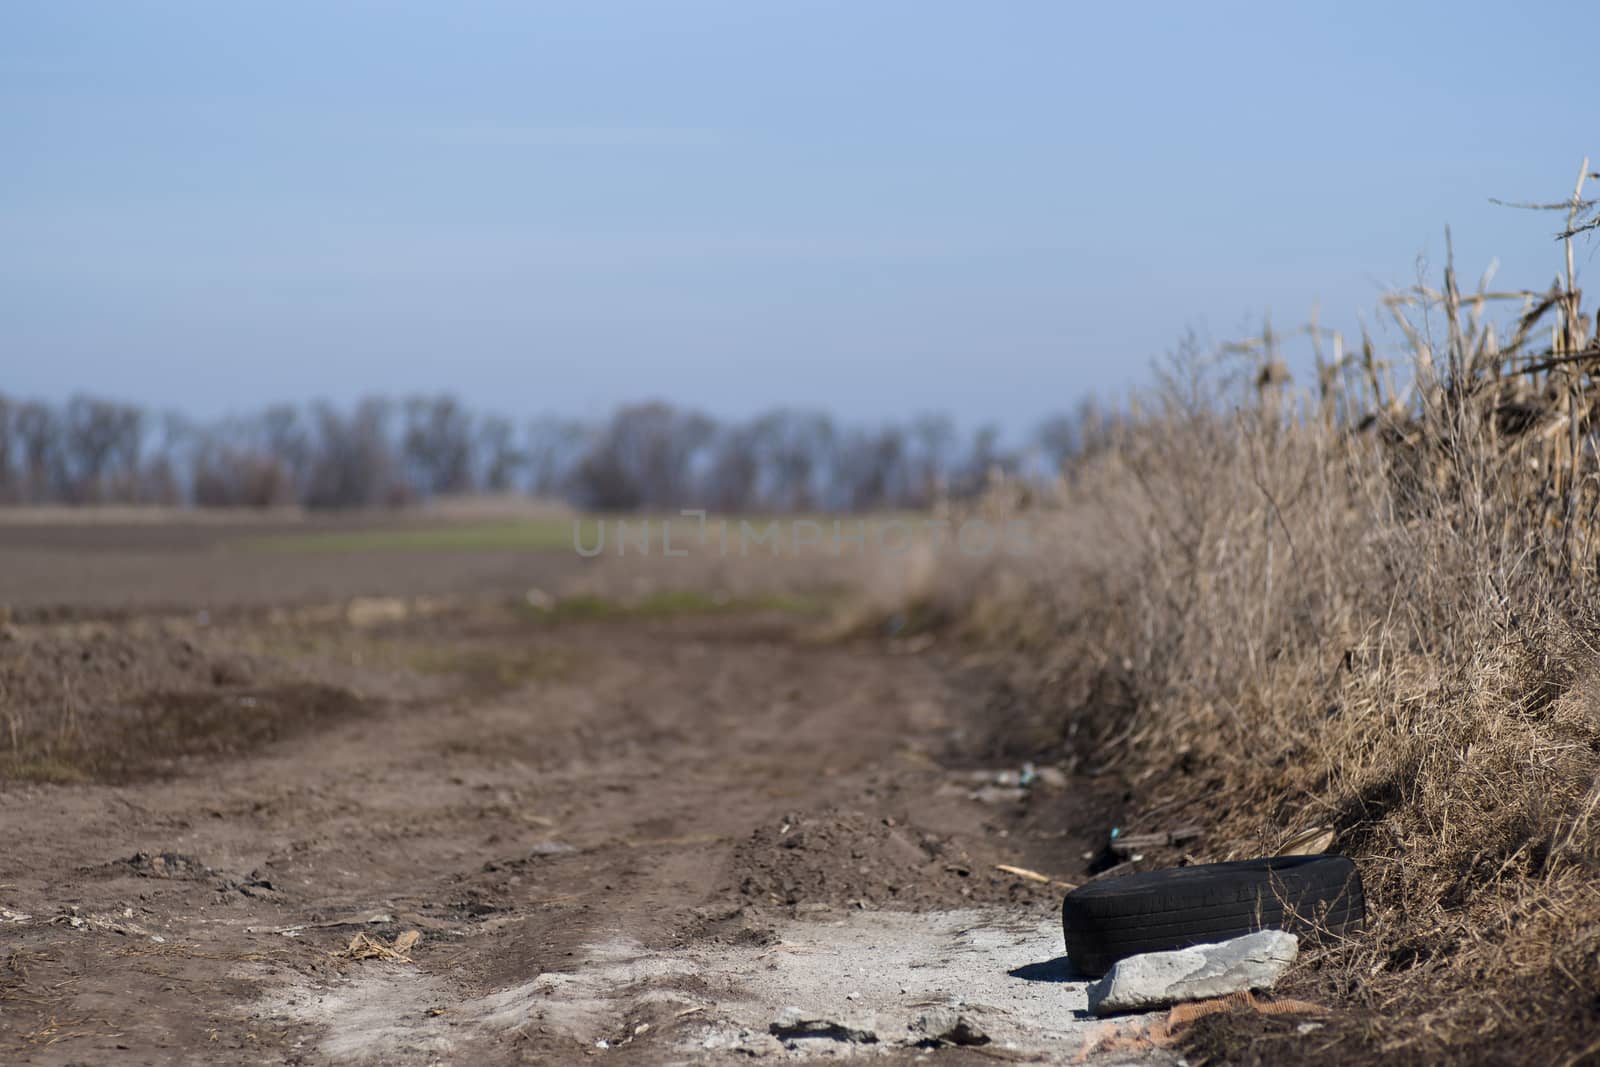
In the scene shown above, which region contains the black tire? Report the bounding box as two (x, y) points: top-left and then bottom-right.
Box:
(1061, 854), (1364, 977)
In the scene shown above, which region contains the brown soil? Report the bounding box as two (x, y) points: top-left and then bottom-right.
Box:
(0, 585), (1112, 1065)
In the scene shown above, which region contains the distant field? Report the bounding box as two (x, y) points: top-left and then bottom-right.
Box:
(0, 510), (884, 615)
(0, 512), (589, 614)
(242, 517), (592, 553)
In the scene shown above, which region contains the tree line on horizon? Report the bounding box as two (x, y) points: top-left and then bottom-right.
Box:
(0, 393), (1116, 512)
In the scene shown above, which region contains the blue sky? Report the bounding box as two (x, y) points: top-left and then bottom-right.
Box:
(2, 1), (1594, 429)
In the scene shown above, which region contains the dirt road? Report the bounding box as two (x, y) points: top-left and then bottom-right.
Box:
(1, 533), (1159, 1064)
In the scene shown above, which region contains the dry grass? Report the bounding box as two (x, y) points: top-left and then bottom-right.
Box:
(938, 176), (1600, 1059)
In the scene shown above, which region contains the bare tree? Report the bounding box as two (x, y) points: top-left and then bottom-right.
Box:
(747, 411), (834, 512)
(402, 395), (475, 496)
(0, 395), (16, 504)
(524, 415), (589, 497)
(836, 427), (909, 511)
(0, 392), (1028, 513)
(15, 401), (64, 503)
(304, 398), (401, 509)
(192, 447), (295, 508)
(63, 395), (143, 503)
(477, 415), (522, 492)
(258, 405), (312, 496)
(705, 423), (761, 511)
(571, 402), (715, 511)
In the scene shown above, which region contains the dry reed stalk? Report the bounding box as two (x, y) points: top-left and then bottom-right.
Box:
(925, 160), (1600, 1062)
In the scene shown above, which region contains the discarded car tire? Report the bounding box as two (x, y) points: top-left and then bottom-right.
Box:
(1061, 854), (1364, 977)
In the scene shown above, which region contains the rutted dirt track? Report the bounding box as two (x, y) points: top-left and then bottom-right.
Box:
(0, 526), (1164, 1065)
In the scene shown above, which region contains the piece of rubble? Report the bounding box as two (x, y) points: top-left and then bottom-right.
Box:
(1107, 827), (1203, 859)
(122, 851), (211, 878)
(969, 785), (1028, 805)
(1087, 930), (1298, 1016)
(246, 913), (394, 936)
(768, 1006), (878, 1044)
(701, 1028), (783, 1056)
(912, 1008), (989, 1046)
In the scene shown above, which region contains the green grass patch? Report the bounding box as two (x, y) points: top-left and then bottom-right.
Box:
(242, 518), (597, 553)
(241, 511), (931, 555)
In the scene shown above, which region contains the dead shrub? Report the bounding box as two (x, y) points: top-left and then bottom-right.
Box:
(930, 185), (1600, 1056)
